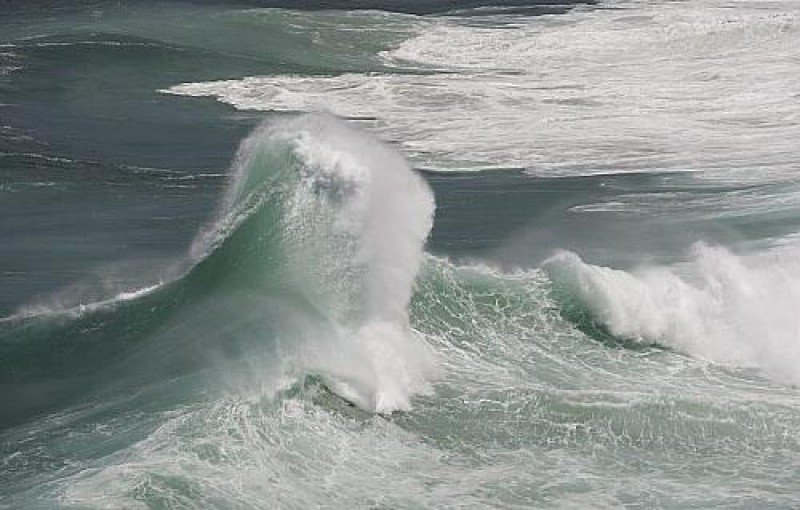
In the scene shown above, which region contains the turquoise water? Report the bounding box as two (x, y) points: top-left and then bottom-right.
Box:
(3, 1), (800, 507)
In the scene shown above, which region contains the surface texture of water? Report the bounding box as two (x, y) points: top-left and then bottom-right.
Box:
(2, 0), (800, 507)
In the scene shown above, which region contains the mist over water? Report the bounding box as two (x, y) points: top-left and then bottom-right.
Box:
(3, 0), (800, 507)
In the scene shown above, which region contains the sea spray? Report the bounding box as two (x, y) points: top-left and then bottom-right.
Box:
(199, 114), (438, 412)
(544, 242), (800, 383)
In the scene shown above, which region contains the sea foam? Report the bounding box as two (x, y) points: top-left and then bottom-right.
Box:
(544, 243), (800, 383)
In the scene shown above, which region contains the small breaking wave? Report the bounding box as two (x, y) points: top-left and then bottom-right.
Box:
(544, 242), (800, 383)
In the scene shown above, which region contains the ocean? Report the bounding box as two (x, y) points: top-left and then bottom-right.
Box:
(2, 0), (800, 507)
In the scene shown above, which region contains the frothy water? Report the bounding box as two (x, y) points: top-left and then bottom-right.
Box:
(545, 243), (800, 383)
(164, 0), (800, 180)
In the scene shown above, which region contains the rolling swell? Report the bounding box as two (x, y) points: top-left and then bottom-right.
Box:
(0, 114), (436, 427)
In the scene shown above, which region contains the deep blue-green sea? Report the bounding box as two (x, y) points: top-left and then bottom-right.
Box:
(3, 0), (800, 507)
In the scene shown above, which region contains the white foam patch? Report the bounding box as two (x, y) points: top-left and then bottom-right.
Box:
(544, 243), (800, 384)
(56, 398), (449, 508)
(162, 0), (800, 180)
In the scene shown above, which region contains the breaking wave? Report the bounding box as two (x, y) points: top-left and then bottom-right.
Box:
(0, 114), (436, 424)
(545, 242), (800, 383)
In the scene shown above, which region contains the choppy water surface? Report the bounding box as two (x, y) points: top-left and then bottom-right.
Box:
(2, 0), (800, 508)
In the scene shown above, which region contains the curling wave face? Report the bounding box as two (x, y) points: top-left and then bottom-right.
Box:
(199, 113), (438, 412)
(0, 114), (436, 426)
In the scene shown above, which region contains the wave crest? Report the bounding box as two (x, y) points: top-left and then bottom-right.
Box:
(544, 243), (800, 383)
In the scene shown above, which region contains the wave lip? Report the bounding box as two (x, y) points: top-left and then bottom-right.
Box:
(257, 114), (438, 411)
(544, 243), (800, 383)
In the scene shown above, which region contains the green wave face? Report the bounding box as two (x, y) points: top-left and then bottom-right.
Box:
(0, 113), (436, 425)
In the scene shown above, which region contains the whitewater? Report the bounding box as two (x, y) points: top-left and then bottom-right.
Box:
(2, 0), (800, 507)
